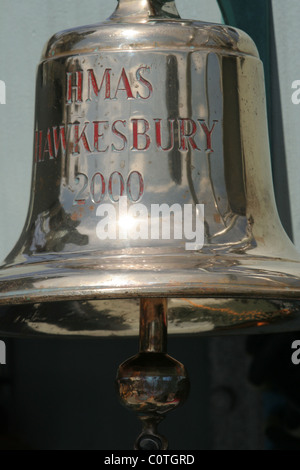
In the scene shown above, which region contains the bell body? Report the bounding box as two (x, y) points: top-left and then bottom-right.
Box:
(1, 0), (300, 336)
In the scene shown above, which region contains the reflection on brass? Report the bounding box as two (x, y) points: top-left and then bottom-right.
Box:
(0, 0), (300, 336)
(116, 298), (189, 450)
(0, 297), (299, 337)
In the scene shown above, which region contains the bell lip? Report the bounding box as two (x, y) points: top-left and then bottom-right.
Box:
(41, 20), (259, 62)
(0, 252), (300, 306)
(1, 295), (300, 338)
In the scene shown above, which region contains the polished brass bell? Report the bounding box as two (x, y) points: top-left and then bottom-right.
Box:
(0, 0), (300, 338)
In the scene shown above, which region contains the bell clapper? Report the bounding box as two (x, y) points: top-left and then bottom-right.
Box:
(116, 298), (190, 450)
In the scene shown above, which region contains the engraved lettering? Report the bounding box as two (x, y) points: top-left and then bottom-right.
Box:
(72, 171), (145, 206)
(93, 121), (109, 152)
(127, 171), (144, 202)
(43, 128), (54, 160)
(108, 171), (125, 202)
(179, 118), (201, 151)
(87, 68), (111, 101)
(198, 120), (218, 152)
(112, 120), (127, 152)
(66, 66), (154, 103)
(74, 173), (89, 205)
(66, 71), (83, 103)
(154, 118), (175, 151)
(131, 118), (151, 151)
(114, 68), (134, 100)
(136, 66), (153, 100)
(35, 119), (219, 161)
(52, 126), (67, 158)
(73, 122), (91, 154)
(91, 172), (106, 204)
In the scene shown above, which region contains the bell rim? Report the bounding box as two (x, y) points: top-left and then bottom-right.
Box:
(1, 251), (300, 306)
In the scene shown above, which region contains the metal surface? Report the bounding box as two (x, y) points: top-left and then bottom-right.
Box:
(0, 0), (300, 336)
(1, 298), (300, 337)
(116, 298), (189, 450)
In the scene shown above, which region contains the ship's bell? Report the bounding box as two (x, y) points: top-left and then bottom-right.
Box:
(1, 0), (300, 337)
